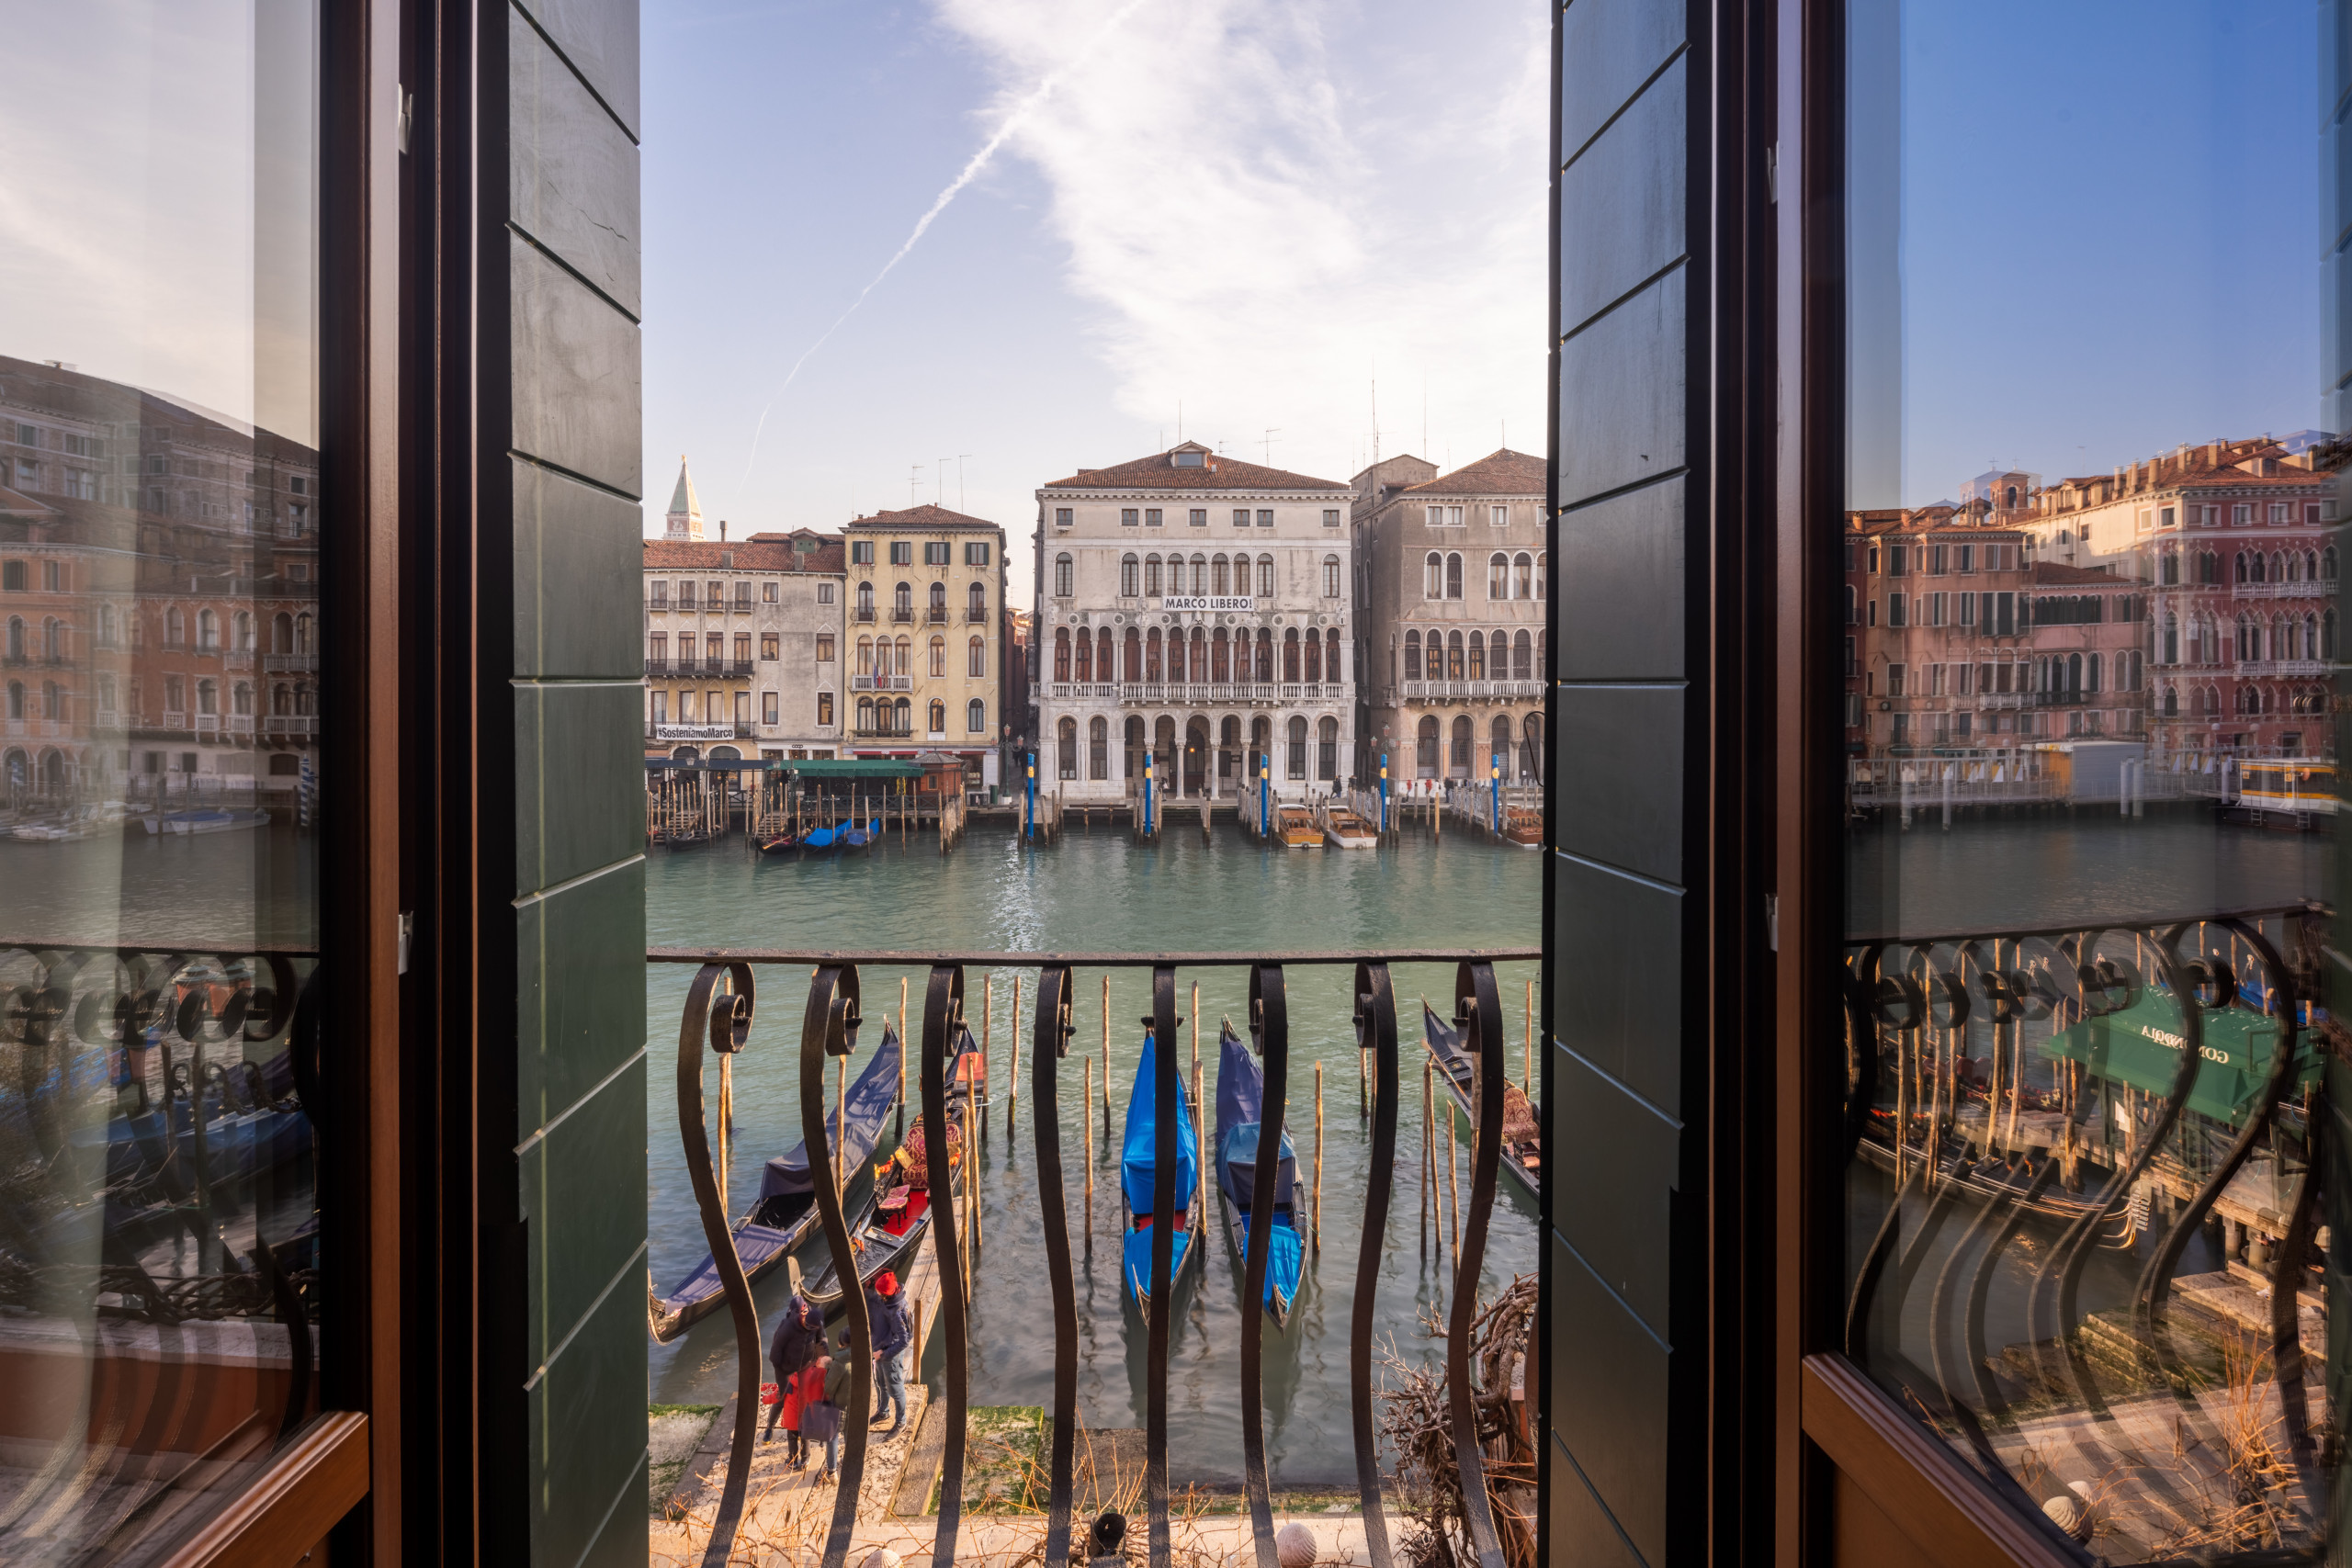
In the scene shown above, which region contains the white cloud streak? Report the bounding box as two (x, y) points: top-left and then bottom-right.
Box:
(733, 0), (1155, 497)
(930, 0), (1550, 482)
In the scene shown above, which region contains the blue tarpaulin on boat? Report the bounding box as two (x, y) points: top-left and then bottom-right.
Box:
(756, 1022), (904, 1201)
(1213, 1027), (1295, 1213)
(1123, 1222), (1194, 1306)
(1120, 1032), (1197, 1215)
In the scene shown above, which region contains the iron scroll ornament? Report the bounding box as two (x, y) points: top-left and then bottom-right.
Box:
(1031, 965), (1081, 1568)
(805, 964), (875, 1568)
(1349, 962), (1399, 1568)
(675, 960), (758, 1568)
(921, 965), (971, 1566)
(1146, 964), (1181, 1568)
(1448, 962), (1508, 1568)
(1240, 964), (1290, 1568)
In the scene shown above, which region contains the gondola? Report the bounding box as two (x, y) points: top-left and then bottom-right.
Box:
(1212, 1022), (1305, 1326)
(801, 1026), (978, 1312)
(800, 817), (879, 852)
(755, 827), (804, 853)
(648, 1022), (904, 1342)
(1419, 1001), (1542, 1201)
(1120, 1028), (1203, 1322)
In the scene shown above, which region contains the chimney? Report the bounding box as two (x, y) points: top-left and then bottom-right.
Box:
(720, 519), (728, 542)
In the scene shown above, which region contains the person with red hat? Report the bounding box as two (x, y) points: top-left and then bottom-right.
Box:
(865, 1269), (911, 1437)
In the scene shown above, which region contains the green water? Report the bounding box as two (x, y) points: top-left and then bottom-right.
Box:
(643, 818), (1544, 1484)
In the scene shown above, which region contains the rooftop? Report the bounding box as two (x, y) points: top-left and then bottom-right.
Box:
(1401, 448), (1546, 497)
(1042, 441), (1349, 493)
(842, 502), (1004, 535)
(643, 528), (843, 572)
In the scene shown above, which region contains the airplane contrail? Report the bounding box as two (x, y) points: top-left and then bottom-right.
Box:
(734, 0), (1153, 499)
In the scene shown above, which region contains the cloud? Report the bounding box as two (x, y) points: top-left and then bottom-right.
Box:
(930, 0), (1551, 479)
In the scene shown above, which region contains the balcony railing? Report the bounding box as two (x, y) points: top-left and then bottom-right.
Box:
(967, 606), (989, 623)
(850, 723), (916, 739)
(851, 674), (913, 692)
(891, 607), (914, 623)
(648, 945), (1539, 1568)
(646, 660), (673, 679)
(2234, 660), (2330, 678)
(1396, 679), (1544, 701)
(731, 660), (755, 677)
(1037, 681), (1352, 705)
(265, 653), (318, 672)
(855, 606), (876, 623)
(927, 607), (948, 624)
(2234, 581), (2331, 599)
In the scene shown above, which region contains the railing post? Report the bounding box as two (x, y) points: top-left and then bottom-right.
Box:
(1351, 964), (1400, 1568)
(1146, 964), (1180, 1568)
(1030, 966), (1080, 1568)
(920, 965), (971, 1565)
(803, 964), (872, 1568)
(675, 961), (759, 1568)
(1240, 964), (1290, 1566)
(1448, 963), (1509, 1568)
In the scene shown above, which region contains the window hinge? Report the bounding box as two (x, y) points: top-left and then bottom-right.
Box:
(398, 910), (414, 974)
(1766, 143), (1779, 205)
(397, 88), (414, 156)
(1766, 892), (1779, 952)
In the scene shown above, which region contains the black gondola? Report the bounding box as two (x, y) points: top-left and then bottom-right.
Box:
(1419, 1001), (1542, 1201)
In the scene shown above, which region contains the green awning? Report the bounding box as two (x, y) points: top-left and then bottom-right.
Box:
(639, 757), (925, 778)
(2047, 992), (2321, 1126)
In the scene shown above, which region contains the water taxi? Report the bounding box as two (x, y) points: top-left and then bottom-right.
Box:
(2232, 760), (2335, 823)
(1502, 807), (1544, 848)
(1321, 805), (1377, 849)
(1273, 805), (1324, 849)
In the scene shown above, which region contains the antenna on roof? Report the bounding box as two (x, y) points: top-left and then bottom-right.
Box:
(956, 453), (972, 513)
(910, 464), (923, 509)
(1261, 429), (1280, 465)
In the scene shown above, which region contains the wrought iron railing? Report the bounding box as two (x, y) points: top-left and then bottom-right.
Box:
(1841, 905), (2333, 1557)
(650, 943), (1538, 1568)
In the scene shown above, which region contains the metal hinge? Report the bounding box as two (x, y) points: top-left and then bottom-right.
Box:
(1766, 143), (1779, 205)
(397, 88), (414, 155)
(398, 910), (414, 974)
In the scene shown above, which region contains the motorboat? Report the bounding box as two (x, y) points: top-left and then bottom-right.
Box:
(1273, 806), (1323, 849)
(1320, 806), (1377, 849)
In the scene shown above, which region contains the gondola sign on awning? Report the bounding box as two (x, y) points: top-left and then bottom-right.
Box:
(2046, 991), (2321, 1127)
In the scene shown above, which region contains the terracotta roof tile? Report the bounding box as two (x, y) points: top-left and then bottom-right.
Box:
(642, 531), (844, 572)
(1399, 448), (1546, 497)
(842, 503), (1003, 532)
(1041, 441), (1348, 493)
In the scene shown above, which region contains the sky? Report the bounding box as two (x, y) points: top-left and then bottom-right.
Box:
(639, 0), (1553, 598)
(1867, 0), (2323, 508)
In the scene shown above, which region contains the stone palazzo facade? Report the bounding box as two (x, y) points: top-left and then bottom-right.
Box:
(1031, 441), (1356, 801)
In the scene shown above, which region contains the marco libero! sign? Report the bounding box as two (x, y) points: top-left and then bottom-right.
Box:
(1158, 595), (1255, 613)
(654, 723), (737, 741)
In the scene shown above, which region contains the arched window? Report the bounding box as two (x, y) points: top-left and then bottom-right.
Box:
(1317, 716), (1339, 780)
(889, 635), (906, 676)
(1053, 626), (1071, 682)
(198, 608), (219, 649)
(1057, 716), (1079, 777)
(1491, 716), (1514, 780)
(1286, 715), (1308, 778)
(2269, 551), (2286, 583)
(1449, 715), (1474, 773)
(2250, 552), (2267, 583)
(1405, 630), (1422, 680)
(857, 695), (876, 731)
(856, 637), (875, 675)
(1122, 554), (1140, 596)
(40, 617), (61, 660)
(930, 581), (948, 617)
(1190, 554), (1208, 594)
(1425, 553), (1444, 599)
(1328, 628), (1341, 683)
(273, 611), (293, 652)
(1145, 555), (1162, 596)
(1054, 554), (1074, 597)
(1258, 555), (1275, 597)
(895, 581), (914, 615)
(198, 677), (219, 715)
(1255, 627), (1273, 681)
(1446, 629), (1465, 680)
(43, 682), (62, 719)
(2163, 684), (2178, 716)
(1513, 628), (1532, 680)
(2325, 547), (2340, 581)
(1515, 552), (1534, 600)
(1323, 555), (1341, 597)
(1213, 555), (1230, 596)
(1073, 628), (1091, 682)
(1489, 553), (1510, 598)
(1283, 627), (1301, 682)
(1089, 716), (1108, 779)
(2236, 612), (2256, 661)
(2326, 610), (2339, 660)
(2159, 549), (2178, 585)
(968, 698), (987, 733)
(968, 582), (987, 618)
(230, 611), (251, 652)
(272, 682), (291, 715)
(1212, 627), (1231, 683)
(1304, 630), (1323, 682)
(1123, 626), (1141, 683)
(928, 699), (946, 734)
(968, 636), (986, 676)
(930, 636), (947, 678)
(233, 681), (254, 716)
(1145, 626), (1163, 681)
(1533, 552), (1546, 599)
(4, 682), (18, 719)
(1445, 552), (1463, 600)
(1416, 715), (1441, 776)
(1466, 632), (1485, 681)
(165, 607), (185, 647)
(892, 695), (911, 733)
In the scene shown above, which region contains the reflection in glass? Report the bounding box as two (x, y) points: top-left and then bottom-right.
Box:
(0, 3), (323, 1561)
(1839, 0), (2342, 1558)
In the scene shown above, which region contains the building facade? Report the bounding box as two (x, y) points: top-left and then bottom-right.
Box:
(1032, 441), (1355, 801)
(1, 355), (320, 806)
(842, 503), (1004, 780)
(2015, 436), (2335, 757)
(1351, 448), (1548, 784)
(641, 501), (846, 760)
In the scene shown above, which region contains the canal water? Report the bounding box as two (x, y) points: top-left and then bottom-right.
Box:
(644, 818), (1545, 1485)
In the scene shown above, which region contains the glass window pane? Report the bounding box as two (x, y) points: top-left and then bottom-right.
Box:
(1838, 4), (2335, 1558)
(0, 2), (325, 1558)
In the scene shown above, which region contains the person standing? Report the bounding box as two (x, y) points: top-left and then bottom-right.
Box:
(794, 1353), (845, 1483)
(865, 1269), (911, 1437)
(764, 1291), (826, 1465)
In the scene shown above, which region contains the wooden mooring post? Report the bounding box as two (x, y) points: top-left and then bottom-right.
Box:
(1082, 1056), (1094, 1252)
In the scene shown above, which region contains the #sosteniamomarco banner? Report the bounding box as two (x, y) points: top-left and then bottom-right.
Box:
(654, 723), (737, 741)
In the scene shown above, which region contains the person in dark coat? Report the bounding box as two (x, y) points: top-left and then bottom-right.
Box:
(763, 1292), (827, 1461)
(794, 1354), (847, 1482)
(865, 1269), (912, 1436)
